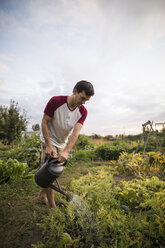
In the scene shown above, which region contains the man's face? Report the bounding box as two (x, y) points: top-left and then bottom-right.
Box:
(74, 90), (91, 106)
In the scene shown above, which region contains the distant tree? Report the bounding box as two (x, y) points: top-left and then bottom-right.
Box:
(0, 105), (7, 141)
(104, 135), (114, 140)
(0, 100), (28, 147)
(90, 133), (102, 139)
(118, 134), (125, 139)
(32, 123), (40, 131)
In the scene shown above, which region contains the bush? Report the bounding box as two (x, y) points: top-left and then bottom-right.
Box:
(75, 134), (94, 150)
(95, 143), (124, 160)
(111, 151), (165, 178)
(0, 134), (41, 170)
(74, 149), (96, 162)
(0, 158), (28, 183)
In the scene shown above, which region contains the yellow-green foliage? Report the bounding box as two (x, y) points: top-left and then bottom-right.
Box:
(111, 151), (165, 177)
(34, 167), (165, 248)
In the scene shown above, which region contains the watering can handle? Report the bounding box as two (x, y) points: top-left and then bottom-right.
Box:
(45, 156), (67, 166)
(59, 159), (67, 166)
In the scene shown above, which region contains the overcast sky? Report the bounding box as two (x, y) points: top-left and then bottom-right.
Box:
(0, 0), (165, 135)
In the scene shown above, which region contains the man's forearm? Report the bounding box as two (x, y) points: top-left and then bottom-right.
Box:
(64, 131), (79, 153)
(42, 118), (52, 147)
(63, 123), (82, 153)
(41, 115), (56, 156)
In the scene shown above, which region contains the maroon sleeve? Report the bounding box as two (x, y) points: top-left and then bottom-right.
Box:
(44, 96), (67, 117)
(44, 97), (56, 117)
(77, 105), (88, 125)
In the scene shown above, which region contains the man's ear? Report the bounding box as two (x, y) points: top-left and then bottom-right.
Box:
(73, 88), (77, 95)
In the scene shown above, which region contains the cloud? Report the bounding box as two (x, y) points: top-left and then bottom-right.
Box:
(0, 53), (17, 61)
(0, 78), (6, 87)
(0, 0), (165, 134)
(39, 80), (54, 89)
(27, 0), (102, 28)
(0, 62), (9, 73)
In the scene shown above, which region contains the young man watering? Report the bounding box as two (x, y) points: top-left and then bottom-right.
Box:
(38, 80), (94, 208)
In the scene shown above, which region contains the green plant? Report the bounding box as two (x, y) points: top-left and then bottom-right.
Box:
(74, 149), (96, 162)
(32, 204), (101, 248)
(0, 134), (41, 170)
(70, 171), (165, 247)
(75, 134), (94, 150)
(111, 151), (165, 178)
(0, 158), (28, 183)
(95, 143), (124, 160)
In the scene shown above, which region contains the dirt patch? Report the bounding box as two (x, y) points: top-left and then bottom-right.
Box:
(0, 180), (47, 248)
(113, 173), (135, 185)
(20, 228), (42, 248)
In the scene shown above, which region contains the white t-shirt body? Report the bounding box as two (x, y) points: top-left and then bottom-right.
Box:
(40, 96), (87, 148)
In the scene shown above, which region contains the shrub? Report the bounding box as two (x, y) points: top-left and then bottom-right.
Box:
(95, 143), (124, 160)
(0, 134), (41, 170)
(111, 151), (165, 178)
(75, 134), (94, 150)
(74, 149), (96, 162)
(0, 158), (28, 183)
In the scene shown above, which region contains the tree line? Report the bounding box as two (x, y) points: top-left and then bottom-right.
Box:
(0, 100), (164, 147)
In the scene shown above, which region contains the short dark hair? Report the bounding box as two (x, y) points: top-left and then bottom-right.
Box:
(74, 80), (94, 96)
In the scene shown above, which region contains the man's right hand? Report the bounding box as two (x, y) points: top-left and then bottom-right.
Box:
(45, 145), (56, 157)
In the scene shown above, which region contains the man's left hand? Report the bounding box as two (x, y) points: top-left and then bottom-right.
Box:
(58, 150), (69, 162)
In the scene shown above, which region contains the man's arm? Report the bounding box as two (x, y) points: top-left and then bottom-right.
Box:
(41, 113), (55, 156)
(58, 122), (83, 162)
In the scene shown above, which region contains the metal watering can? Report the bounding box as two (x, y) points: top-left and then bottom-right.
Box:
(35, 157), (73, 201)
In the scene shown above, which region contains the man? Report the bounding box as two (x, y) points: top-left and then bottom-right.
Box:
(38, 80), (94, 208)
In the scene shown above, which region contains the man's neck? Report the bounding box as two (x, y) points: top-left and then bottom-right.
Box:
(67, 95), (77, 110)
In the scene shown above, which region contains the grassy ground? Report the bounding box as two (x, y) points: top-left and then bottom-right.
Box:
(1, 161), (126, 248)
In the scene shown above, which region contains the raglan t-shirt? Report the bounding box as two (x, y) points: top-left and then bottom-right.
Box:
(40, 96), (87, 148)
